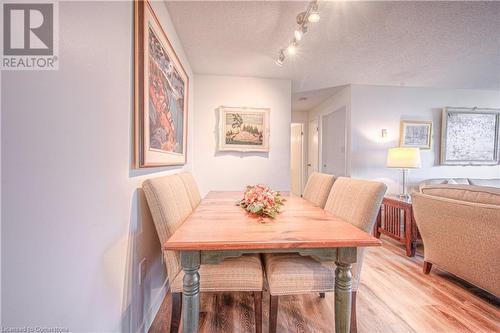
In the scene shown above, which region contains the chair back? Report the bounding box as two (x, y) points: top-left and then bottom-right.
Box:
(324, 177), (387, 289)
(302, 172), (336, 208)
(178, 172), (202, 209)
(325, 177), (386, 232)
(142, 174), (193, 283)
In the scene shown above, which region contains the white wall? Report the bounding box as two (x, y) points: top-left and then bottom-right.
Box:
(193, 75), (292, 196)
(1, 1), (193, 331)
(350, 85), (500, 193)
(292, 110), (309, 124)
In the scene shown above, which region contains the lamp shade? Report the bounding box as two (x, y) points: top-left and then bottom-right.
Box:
(387, 147), (421, 168)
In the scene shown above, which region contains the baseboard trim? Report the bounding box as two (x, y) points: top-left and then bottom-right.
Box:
(137, 278), (169, 333)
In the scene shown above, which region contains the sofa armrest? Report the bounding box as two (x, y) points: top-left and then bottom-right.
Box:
(412, 193), (500, 296)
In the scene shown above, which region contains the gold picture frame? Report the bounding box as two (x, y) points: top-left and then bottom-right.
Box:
(134, 0), (189, 168)
(399, 120), (432, 150)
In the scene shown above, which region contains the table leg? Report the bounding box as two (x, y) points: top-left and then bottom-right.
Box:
(181, 251), (201, 333)
(335, 247), (357, 333)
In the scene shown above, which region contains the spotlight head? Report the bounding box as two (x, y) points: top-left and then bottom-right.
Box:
(286, 40), (299, 56)
(308, 2), (320, 23)
(294, 29), (303, 41)
(308, 11), (320, 23)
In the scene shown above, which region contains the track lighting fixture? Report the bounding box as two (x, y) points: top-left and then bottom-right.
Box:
(275, 1), (320, 66)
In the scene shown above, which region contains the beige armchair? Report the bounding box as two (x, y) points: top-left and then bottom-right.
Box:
(413, 186), (500, 297)
(264, 177), (386, 333)
(143, 173), (264, 333)
(302, 171), (336, 208)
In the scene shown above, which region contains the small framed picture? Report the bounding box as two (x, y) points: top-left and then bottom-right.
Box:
(218, 106), (270, 152)
(399, 120), (432, 150)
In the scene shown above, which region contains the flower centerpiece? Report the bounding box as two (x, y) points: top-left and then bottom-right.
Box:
(237, 184), (286, 219)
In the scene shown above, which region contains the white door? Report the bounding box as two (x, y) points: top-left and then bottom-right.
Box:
(307, 118), (319, 180)
(321, 108), (347, 176)
(290, 123), (304, 196)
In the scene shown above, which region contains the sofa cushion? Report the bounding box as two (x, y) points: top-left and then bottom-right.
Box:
(419, 178), (470, 187)
(468, 178), (500, 188)
(419, 185), (500, 206)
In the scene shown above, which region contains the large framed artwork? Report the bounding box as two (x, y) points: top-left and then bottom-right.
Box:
(134, 0), (189, 167)
(399, 120), (433, 150)
(218, 106), (270, 152)
(441, 107), (500, 165)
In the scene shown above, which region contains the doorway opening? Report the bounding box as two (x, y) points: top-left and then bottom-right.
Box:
(290, 123), (304, 196)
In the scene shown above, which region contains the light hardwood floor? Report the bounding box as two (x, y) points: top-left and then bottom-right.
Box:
(150, 238), (500, 333)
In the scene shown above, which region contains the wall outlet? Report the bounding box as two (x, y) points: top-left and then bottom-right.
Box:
(139, 258), (147, 286)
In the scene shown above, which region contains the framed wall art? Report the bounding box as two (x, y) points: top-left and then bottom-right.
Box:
(134, 0), (189, 167)
(218, 106), (270, 152)
(441, 107), (500, 165)
(399, 120), (432, 150)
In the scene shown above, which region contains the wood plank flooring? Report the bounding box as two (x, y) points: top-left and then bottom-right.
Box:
(149, 238), (500, 333)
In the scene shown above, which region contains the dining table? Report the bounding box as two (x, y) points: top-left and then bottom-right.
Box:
(164, 191), (382, 333)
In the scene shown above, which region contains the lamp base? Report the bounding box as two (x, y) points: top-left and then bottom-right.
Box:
(398, 193), (411, 201)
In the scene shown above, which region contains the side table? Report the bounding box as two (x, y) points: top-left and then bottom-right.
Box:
(374, 195), (421, 257)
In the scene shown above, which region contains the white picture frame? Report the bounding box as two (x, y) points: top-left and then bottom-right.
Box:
(218, 106), (270, 152)
(400, 120), (433, 150)
(441, 107), (500, 165)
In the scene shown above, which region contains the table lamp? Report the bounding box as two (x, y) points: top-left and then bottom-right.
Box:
(387, 147), (421, 199)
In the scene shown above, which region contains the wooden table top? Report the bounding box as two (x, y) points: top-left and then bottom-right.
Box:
(164, 191), (382, 251)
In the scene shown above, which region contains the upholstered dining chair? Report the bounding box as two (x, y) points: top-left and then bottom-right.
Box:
(302, 172), (336, 208)
(177, 172), (201, 209)
(264, 177), (387, 333)
(143, 173), (264, 333)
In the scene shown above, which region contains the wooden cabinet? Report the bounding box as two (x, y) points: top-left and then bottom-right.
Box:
(374, 196), (421, 257)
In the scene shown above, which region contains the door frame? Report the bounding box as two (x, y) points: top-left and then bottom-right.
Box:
(307, 117), (319, 181)
(290, 123), (305, 195)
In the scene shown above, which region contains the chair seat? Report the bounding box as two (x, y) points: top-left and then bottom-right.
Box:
(171, 254), (264, 293)
(263, 253), (337, 296)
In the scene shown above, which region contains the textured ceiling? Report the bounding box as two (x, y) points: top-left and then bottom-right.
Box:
(165, 1), (500, 93)
(291, 86), (345, 112)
